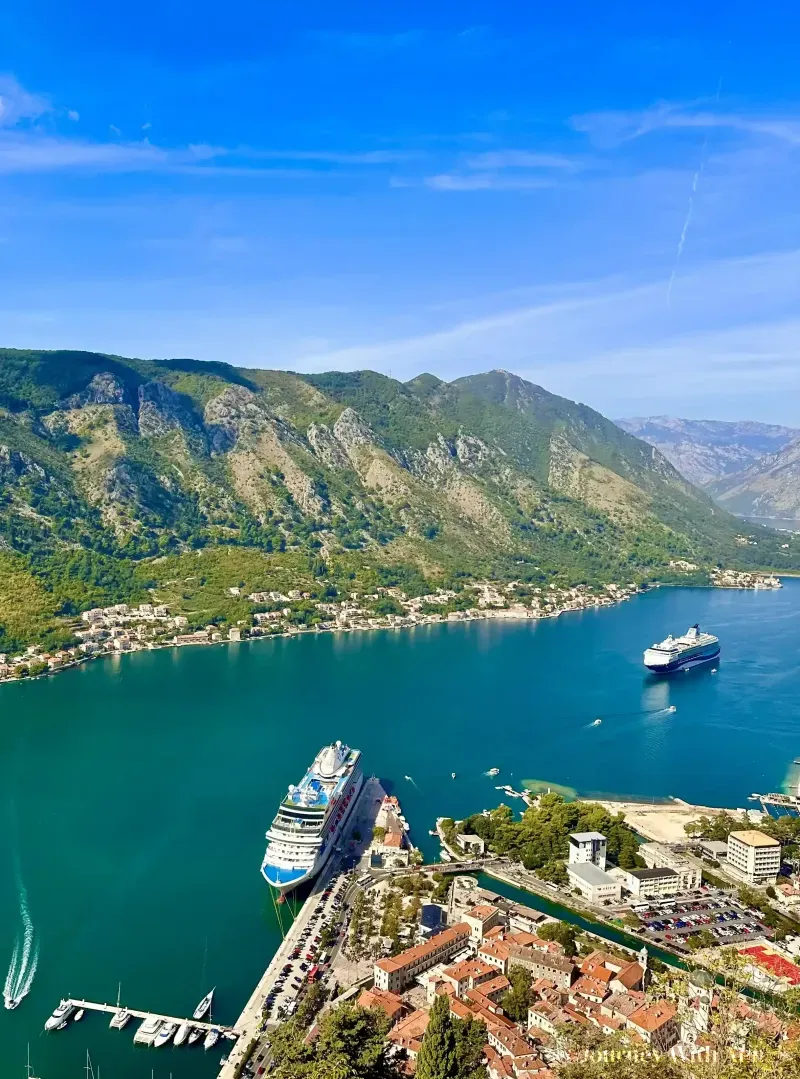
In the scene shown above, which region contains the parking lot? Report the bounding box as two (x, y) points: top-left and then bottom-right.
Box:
(262, 875), (349, 1023)
(632, 889), (772, 949)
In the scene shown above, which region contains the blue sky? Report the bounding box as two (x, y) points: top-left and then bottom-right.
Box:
(1, 1), (799, 421)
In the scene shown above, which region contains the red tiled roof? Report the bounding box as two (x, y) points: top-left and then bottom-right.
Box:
(570, 975), (610, 1000)
(466, 904), (500, 921)
(376, 923), (470, 973)
(358, 988), (404, 1020)
(612, 961), (644, 989)
(628, 1000), (677, 1033)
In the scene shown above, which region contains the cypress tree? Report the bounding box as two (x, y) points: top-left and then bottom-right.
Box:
(415, 994), (459, 1079)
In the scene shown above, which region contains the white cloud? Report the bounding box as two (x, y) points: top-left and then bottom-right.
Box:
(462, 149), (578, 170)
(282, 248), (800, 416)
(141, 122), (152, 131)
(0, 134), (227, 174)
(0, 74), (50, 127)
(572, 101), (800, 148)
(67, 109), (79, 122)
(110, 124), (122, 136)
(423, 171), (554, 191)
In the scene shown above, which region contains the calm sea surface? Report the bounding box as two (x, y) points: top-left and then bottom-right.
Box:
(1, 582), (799, 1078)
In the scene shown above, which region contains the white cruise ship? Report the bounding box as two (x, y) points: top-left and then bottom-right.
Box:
(643, 624), (720, 674)
(261, 741), (363, 893)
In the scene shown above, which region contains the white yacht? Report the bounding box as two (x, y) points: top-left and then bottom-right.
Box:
(188, 1027), (203, 1045)
(204, 1028), (221, 1050)
(133, 1016), (163, 1045)
(174, 1021), (191, 1046)
(44, 1000), (75, 1031)
(643, 624), (720, 674)
(193, 987), (214, 1020)
(109, 1007), (131, 1030)
(153, 1021), (177, 1047)
(261, 742), (363, 894)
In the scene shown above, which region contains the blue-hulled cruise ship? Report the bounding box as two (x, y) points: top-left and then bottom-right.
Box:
(261, 741), (363, 894)
(643, 624), (720, 674)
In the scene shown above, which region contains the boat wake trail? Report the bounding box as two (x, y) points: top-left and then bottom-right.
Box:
(582, 705), (675, 728)
(3, 939), (20, 1009)
(3, 869), (38, 1010)
(403, 775), (419, 789)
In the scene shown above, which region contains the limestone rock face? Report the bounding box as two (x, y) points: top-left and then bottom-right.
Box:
(307, 422), (352, 470)
(138, 381), (200, 438)
(67, 372), (129, 408)
(332, 408), (374, 453)
(0, 445), (46, 483)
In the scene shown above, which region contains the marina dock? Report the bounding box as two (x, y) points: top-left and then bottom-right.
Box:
(59, 998), (235, 1035)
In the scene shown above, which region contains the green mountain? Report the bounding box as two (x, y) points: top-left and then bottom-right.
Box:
(0, 349), (796, 653)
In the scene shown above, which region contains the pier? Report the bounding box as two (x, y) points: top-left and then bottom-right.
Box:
(752, 792), (800, 816)
(54, 998), (235, 1035)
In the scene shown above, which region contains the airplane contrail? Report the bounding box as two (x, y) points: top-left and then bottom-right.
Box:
(667, 78), (723, 305)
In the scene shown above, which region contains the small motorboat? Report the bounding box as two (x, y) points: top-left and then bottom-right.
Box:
(188, 1027), (203, 1045)
(193, 987), (215, 1020)
(57, 1020), (68, 1030)
(154, 1021), (177, 1047)
(174, 1021), (191, 1046)
(109, 1007), (131, 1030)
(74, 1009), (85, 1021)
(6, 998), (20, 1010)
(486, 768), (500, 777)
(451, 772), (457, 779)
(204, 1028), (221, 1050)
(591, 718), (602, 727)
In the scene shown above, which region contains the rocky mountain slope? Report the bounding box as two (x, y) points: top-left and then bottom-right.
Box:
(710, 440), (800, 521)
(1, 349), (797, 652)
(615, 416), (800, 489)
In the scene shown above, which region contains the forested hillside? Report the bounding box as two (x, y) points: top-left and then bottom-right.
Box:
(0, 348), (797, 654)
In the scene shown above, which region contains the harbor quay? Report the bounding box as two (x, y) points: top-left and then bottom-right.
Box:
(220, 775), (389, 1079)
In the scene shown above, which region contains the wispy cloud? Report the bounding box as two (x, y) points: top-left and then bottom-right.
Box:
(0, 74), (50, 127)
(573, 101), (800, 148)
(462, 150), (578, 171)
(0, 76), (418, 177)
(418, 147), (579, 192)
(283, 248), (800, 416)
(245, 148), (415, 165)
(0, 135), (226, 175)
(423, 171), (554, 191)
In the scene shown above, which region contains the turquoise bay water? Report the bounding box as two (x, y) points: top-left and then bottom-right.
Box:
(0, 582), (799, 1078)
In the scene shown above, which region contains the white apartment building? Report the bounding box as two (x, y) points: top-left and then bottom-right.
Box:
(726, 830), (781, 885)
(568, 831), (607, 870)
(616, 867), (682, 898)
(567, 862), (622, 904)
(639, 842), (701, 891)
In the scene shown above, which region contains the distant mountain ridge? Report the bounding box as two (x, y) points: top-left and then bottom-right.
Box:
(710, 440), (800, 521)
(0, 349), (797, 653)
(615, 416), (800, 489)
